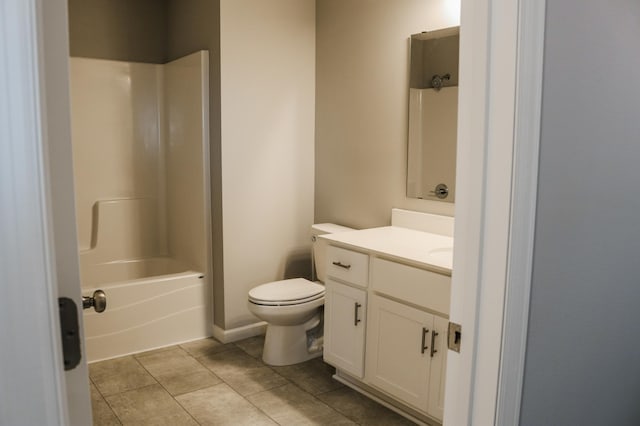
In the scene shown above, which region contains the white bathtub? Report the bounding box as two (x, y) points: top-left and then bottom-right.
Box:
(81, 257), (211, 362)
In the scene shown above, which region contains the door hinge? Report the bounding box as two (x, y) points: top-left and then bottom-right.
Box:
(58, 297), (81, 371)
(448, 321), (462, 353)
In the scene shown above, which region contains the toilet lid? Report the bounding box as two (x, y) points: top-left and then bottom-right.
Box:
(248, 278), (325, 306)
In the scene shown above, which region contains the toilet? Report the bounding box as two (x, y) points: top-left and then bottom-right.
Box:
(248, 223), (353, 366)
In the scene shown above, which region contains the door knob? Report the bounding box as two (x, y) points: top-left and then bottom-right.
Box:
(82, 290), (107, 313)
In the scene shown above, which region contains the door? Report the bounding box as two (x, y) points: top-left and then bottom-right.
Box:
(445, 0), (544, 424)
(365, 295), (432, 412)
(43, 0), (94, 423)
(0, 0), (93, 424)
(323, 279), (367, 378)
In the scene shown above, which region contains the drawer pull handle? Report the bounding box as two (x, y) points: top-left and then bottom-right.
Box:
(421, 327), (429, 354)
(354, 302), (362, 326)
(430, 330), (439, 357)
(332, 261), (351, 270)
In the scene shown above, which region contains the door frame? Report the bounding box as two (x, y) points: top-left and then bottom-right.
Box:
(0, 0), (546, 424)
(443, 0), (546, 424)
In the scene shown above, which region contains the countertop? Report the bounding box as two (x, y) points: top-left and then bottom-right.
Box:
(319, 226), (453, 275)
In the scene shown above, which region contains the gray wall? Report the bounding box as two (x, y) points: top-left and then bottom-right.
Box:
(68, 0), (167, 63)
(166, 0), (225, 329)
(520, 1), (640, 424)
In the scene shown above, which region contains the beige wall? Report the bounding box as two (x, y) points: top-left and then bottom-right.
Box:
(166, 0), (315, 331)
(220, 0), (316, 329)
(68, 0), (168, 63)
(315, 0), (459, 229)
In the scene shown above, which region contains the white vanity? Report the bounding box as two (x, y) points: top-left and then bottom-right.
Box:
(320, 210), (453, 426)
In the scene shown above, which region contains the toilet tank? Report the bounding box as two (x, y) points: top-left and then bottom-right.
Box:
(311, 223), (354, 283)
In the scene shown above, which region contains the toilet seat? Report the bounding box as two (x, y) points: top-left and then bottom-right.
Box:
(248, 278), (325, 306)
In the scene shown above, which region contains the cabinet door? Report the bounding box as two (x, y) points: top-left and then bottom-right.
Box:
(427, 315), (448, 421)
(365, 295), (433, 412)
(323, 278), (367, 378)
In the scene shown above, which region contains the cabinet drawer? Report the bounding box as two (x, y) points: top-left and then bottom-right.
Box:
(371, 258), (450, 315)
(326, 246), (369, 288)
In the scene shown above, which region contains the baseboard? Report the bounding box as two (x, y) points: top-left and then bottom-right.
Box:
(212, 321), (267, 344)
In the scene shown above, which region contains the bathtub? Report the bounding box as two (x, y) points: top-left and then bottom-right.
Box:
(81, 257), (211, 362)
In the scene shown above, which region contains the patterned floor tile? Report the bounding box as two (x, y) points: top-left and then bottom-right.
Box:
(104, 384), (196, 425)
(89, 356), (156, 396)
(247, 383), (356, 425)
(176, 383), (277, 426)
(137, 347), (221, 395)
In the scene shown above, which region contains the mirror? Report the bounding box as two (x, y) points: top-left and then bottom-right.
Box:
(406, 27), (459, 202)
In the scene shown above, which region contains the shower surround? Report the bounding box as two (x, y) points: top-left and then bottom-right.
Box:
(69, 52), (212, 362)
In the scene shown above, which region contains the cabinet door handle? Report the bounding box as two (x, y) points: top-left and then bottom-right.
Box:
(354, 302), (362, 326)
(332, 261), (351, 270)
(430, 330), (439, 357)
(421, 327), (429, 354)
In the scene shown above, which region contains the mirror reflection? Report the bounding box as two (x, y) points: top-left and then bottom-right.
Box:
(407, 27), (459, 202)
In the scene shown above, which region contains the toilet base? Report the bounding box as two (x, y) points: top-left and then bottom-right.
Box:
(262, 314), (323, 366)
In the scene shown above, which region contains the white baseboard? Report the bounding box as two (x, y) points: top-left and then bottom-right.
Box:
(212, 321), (267, 344)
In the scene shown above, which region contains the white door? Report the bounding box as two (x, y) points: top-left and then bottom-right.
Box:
(42, 0), (94, 423)
(0, 0), (93, 424)
(42, 1), (94, 423)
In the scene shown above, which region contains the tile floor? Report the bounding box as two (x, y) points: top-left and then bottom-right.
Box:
(89, 336), (416, 425)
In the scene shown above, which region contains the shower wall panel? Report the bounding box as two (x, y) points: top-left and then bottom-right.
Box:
(69, 58), (166, 255)
(164, 51), (209, 273)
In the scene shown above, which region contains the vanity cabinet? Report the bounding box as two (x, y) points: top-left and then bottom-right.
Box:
(322, 237), (451, 425)
(366, 259), (449, 421)
(323, 278), (367, 378)
(365, 295), (434, 411)
(366, 295), (448, 419)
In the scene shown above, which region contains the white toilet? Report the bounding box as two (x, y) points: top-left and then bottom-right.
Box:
(248, 223), (353, 366)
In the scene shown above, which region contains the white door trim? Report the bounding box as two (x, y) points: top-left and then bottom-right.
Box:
(0, 0), (68, 424)
(496, 0), (546, 424)
(444, 0), (546, 424)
